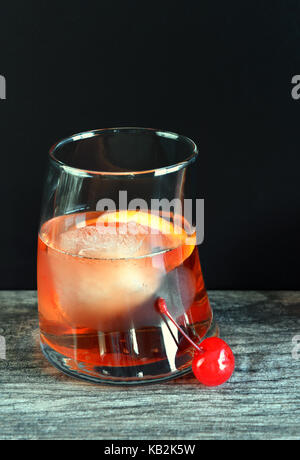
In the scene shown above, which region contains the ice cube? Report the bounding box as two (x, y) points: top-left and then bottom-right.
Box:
(58, 225), (147, 259)
(48, 226), (163, 331)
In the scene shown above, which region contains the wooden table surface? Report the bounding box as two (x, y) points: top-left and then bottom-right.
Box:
(0, 290), (299, 440)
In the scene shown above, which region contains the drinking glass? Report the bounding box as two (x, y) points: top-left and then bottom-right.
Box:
(38, 127), (216, 384)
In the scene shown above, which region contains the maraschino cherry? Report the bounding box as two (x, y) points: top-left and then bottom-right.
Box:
(157, 298), (235, 387)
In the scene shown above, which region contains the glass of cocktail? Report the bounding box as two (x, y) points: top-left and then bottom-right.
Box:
(38, 127), (216, 384)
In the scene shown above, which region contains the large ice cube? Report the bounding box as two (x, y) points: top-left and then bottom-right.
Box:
(58, 225), (147, 259)
(48, 225), (163, 330)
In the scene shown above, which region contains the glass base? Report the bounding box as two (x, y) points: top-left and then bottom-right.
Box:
(40, 320), (219, 386)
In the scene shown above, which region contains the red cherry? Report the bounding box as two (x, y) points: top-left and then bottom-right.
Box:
(192, 337), (235, 387)
(157, 298), (235, 387)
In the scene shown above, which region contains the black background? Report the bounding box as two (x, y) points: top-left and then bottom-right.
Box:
(0, 0), (300, 290)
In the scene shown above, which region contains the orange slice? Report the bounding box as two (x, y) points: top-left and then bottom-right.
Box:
(96, 210), (196, 245)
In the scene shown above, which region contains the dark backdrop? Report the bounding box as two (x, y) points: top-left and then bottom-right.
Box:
(0, 0), (300, 290)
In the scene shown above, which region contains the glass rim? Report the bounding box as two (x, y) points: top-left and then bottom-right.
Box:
(49, 127), (198, 177)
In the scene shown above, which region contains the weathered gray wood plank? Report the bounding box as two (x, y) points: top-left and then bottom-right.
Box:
(0, 291), (299, 440)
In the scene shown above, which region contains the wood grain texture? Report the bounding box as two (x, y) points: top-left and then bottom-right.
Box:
(0, 290), (299, 440)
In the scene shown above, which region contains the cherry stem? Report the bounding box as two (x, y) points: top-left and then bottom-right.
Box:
(157, 298), (203, 354)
